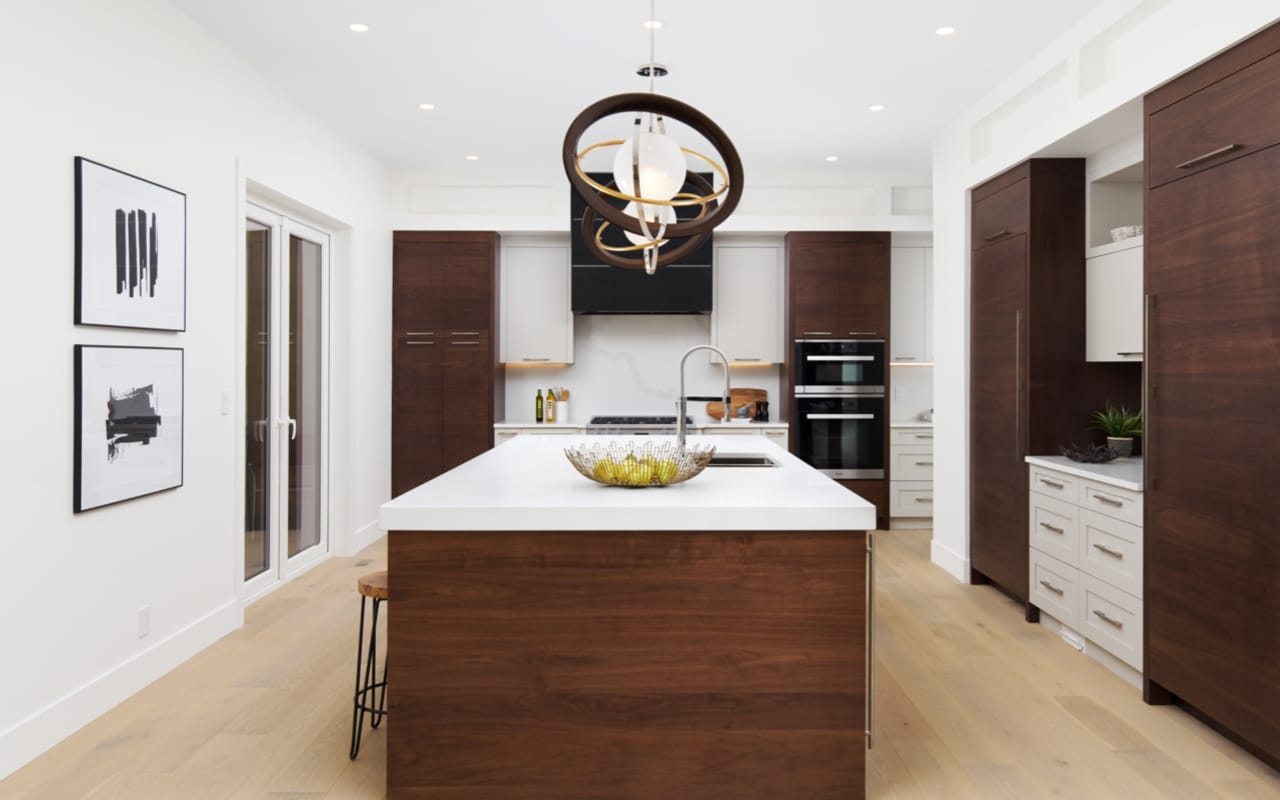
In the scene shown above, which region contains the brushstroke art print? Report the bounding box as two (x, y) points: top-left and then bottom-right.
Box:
(74, 346), (184, 512)
(75, 157), (187, 330)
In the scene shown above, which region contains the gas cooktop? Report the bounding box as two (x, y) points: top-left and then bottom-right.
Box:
(586, 416), (694, 433)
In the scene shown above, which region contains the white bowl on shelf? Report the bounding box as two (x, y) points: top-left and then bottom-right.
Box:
(1110, 225), (1143, 242)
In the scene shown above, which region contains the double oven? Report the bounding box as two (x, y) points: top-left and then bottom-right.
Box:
(793, 339), (886, 479)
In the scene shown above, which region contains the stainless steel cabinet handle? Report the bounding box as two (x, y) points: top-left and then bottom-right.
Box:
(893, 356), (917, 361)
(914, 434), (933, 440)
(734, 357), (762, 362)
(807, 413), (875, 420)
(1094, 494), (1124, 507)
(1093, 610), (1123, 628)
(521, 357), (550, 362)
(451, 330), (481, 336)
(1116, 351), (1144, 357)
(404, 331), (435, 336)
(848, 331), (879, 336)
(807, 355), (873, 362)
(405, 341), (435, 346)
(1039, 522), (1065, 534)
(913, 497), (933, 503)
(914, 461), (933, 466)
(983, 229), (1012, 242)
(1039, 478), (1064, 489)
(1175, 143), (1242, 170)
(1092, 543), (1124, 558)
(866, 532), (874, 751)
(451, 341), (481, 346)
(802, 331), (833, 336)
(1039, 580), (1064, 596)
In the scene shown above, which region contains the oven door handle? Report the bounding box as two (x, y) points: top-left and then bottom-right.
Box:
(805, 355), (874, 362)
(805, 413), (876, 420)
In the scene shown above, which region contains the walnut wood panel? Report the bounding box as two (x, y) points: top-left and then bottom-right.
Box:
(971, 177), (1029, 246)
(391, 339), (442, 497)
(1145, 21), (1279, 115)
(388, 530), (867, 799)
(1147, 49), (1280, 189)
(969, 234), (1028, 599)
(787, 237), (842, 337)
(394, 231), (499, 335)
(392, 241), (444, 337)
(1144, 141), (1280, 767)
(838, 478), (887, 530)
(838, 240), (890, 338)
(441, 337), (495, 473)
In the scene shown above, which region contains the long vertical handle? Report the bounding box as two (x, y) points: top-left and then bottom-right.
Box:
(1014, 309), (1023, 460)
(1143, 294), (1153, 489)
(866, 531), (874, 750)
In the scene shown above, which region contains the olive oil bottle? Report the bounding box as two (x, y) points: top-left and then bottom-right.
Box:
(545, 387), (557, 423)
(535, 389), (543, 423)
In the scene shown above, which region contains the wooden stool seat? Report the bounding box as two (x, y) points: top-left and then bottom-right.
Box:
(358, 570), (388, 600)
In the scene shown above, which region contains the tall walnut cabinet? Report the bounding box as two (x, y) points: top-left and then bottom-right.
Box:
(969, 161), (1140, 612)
(392, 232), (504, 497)
(1142, 23), (1279, 768)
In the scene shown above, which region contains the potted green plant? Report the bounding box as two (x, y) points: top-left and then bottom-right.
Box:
(1091, 403), (1143, 458)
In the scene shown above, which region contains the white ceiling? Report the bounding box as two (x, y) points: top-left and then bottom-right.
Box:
(170, 0), (1108, 183)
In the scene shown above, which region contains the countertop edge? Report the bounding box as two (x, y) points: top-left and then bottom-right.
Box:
(1024, 455), (1144, 491)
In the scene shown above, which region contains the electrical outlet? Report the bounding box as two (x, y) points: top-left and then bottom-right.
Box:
(138, 606), (151, 639)
(220, 390), (232, 416)
(893, 386), (906, 402)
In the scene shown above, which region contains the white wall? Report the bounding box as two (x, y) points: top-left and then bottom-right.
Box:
(0, 0), (390, 778)
(503, 316), (782, 425)
(929, 0), (1278, 580)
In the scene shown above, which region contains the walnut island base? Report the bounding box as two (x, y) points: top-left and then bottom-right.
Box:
(380, 435), (875, 799)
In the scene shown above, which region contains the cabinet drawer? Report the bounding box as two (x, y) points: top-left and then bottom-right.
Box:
(890, 446), (934, 480)
(1029, 494), (1078, 564)
(971, 179), (1029, 246)
(1079, 509), (1143, 599)
(889, 481), (933, 518)
(1080, 574), (1143, 671)
(890, 428), (934, 446)
(1080, 479), (1142, 526)
(1029, 549), (1080, 629)
(1029, 466), (1078, 504)
(1147, 50), (1280, 189)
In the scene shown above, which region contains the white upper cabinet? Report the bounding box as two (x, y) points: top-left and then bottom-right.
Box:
(1086, 243), (1143, 362)
(500, 238), (573, 364)
(711, 238), (785, 364)
(891, 246), (932, 363)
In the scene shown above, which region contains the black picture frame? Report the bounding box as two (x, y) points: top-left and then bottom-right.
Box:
(74, 345), (184, 513)
(75, 157), (187, 331)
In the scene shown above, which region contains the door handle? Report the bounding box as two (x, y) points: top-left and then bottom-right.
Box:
(806, 355), (873, 362)
(806, 413), (875, 420)
(288, 418), (297, 440)
(1175, 143), (1242, 170)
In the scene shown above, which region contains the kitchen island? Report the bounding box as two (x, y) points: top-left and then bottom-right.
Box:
(379, 434), (875, 799)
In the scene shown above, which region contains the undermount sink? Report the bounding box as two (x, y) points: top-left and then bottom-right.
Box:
(706, 454), (778, 468)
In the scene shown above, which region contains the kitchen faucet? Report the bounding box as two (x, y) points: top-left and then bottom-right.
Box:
(676, 344), (730, 448)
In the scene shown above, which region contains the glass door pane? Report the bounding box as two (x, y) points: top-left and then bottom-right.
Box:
(287, 233), (323, 559)
(244, 219), (272, 581)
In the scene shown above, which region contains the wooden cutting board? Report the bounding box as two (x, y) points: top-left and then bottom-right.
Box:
(706, 388), (768, 420)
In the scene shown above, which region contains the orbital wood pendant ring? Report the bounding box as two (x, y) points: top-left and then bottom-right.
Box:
(563, 92), (744, 243)
(579, 174), (715, 270)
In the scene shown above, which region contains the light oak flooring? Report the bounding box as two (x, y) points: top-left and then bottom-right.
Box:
(2, 530), (1276, 799)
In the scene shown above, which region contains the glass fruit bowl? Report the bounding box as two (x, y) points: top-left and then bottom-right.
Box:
(564, 440), (717, 488)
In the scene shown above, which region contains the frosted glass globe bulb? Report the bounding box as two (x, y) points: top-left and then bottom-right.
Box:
(613, 131), (686, 202)
(621, 201), (676, 246)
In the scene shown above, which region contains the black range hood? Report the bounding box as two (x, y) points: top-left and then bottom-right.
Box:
(571, 172), (713, 314)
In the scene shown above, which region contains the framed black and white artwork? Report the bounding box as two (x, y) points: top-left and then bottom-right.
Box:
(74, 345), (184, 512)
(75, 157), (186, 330)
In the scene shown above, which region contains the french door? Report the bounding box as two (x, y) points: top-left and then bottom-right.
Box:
(243, 203), (330, 597)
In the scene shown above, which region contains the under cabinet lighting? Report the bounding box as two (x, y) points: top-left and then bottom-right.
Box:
(891, 361), (935, 367)
(349, 23), (370, 33)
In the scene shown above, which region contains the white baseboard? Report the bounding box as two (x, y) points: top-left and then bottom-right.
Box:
(0, 600), (242, 781)
(346, 519), (385, 556)
(930, 539), (969, 582)
(889, 518), (933, 530)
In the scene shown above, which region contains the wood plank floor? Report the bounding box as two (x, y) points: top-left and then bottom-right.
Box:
(2, 530), (1276, 799)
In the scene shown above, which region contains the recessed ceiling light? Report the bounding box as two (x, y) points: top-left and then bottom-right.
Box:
(418, 103), (435, 111)
(349, 23), (369, 33)
(825, 156), (839, 162)
(465, 155), (480, 161)
(935, 26), (956, 36)
(644, 19), (663, 29)
(868, 104), (886, 112)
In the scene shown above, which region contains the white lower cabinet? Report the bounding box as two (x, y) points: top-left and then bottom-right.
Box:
(1027, 462), (1144, 674)
(699, 426), (788, 447)
(890, 426), (933, 519)
(494, 425), (788, 448)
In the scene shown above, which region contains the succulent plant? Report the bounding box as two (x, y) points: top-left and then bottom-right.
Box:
(1091, 403), (1143, 438)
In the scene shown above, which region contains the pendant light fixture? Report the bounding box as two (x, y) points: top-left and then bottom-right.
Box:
(562, 1), (743, 274)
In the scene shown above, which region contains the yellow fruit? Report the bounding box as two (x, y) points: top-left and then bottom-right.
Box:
(592, 459), (617, 482)
(655, 459), (678, 483)
(631, 460), (654, 485)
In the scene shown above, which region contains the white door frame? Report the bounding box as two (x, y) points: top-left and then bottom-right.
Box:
(241, 199), (332, 602)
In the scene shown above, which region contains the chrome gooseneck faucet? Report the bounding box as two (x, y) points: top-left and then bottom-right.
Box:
(676, 344), (731, 448)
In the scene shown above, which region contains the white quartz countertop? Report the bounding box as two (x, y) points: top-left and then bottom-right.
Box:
(494, 421), (790, 429)
(890, 421), (933, 428)
(1025, 455), (1143, 491)
(381, 434), (874, 532)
